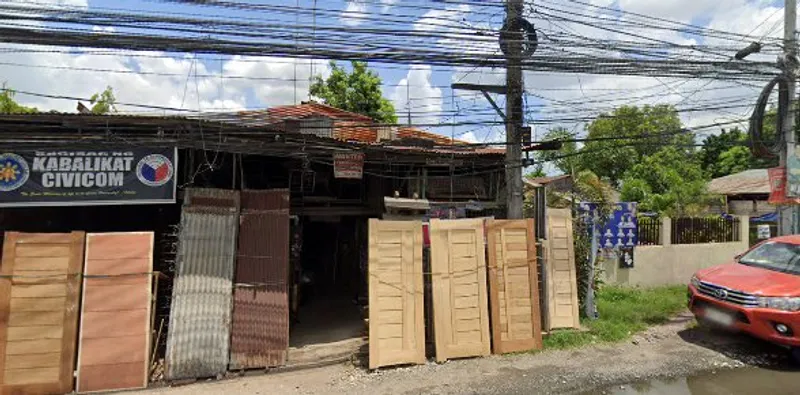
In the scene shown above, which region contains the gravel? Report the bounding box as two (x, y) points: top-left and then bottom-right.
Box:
(131, 312), (791, 395)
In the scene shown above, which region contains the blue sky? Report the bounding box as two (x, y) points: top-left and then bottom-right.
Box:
(0, 0), (790, 149)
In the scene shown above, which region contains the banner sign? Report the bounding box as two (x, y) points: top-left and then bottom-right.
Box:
(333, 152), (364, 179)
(578, 202), (638, 249)
(768, 167), (800, 205)
(0, 148), (177, 207)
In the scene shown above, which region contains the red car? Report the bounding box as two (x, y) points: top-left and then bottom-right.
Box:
(688, 235), (800, 360)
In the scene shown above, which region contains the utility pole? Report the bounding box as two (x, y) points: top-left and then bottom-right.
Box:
(781, 0), (797, 236)
(505, 0), (525, 219)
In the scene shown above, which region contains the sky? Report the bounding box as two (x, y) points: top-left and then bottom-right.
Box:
(0, 0), (790, 151)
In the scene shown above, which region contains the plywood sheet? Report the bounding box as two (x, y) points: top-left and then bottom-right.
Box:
(368, 220), (425, 369)
(0, 232), (85, 395)
(545, 209), (580, 330)
(77, 232), (153, 393)
(429, 219), (490, 362)
(486, 220), (542, 354)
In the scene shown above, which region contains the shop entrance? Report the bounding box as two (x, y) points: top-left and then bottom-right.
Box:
(288, 215), (367, 365)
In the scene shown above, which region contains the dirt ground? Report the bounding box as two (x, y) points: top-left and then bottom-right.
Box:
(134, 312), (795, 395)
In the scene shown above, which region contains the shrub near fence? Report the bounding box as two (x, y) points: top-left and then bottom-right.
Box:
(671, 217), (741, 244)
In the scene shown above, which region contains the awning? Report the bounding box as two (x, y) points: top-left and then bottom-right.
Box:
(751, 212), (778, 223)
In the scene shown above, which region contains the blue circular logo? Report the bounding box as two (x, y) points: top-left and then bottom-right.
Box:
(136, 154), (174, 187)
(0, 153), (29, 192)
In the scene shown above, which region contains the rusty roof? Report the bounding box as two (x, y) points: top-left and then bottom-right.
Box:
(707, 169), (770, 195)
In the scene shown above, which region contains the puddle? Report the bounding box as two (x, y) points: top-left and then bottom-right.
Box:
(581, 368), (800, 395)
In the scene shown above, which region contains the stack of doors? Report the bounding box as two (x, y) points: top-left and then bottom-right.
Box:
(367, 218), (543, 369)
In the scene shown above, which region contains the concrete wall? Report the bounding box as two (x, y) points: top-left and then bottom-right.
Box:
(603, 216), (750, 287)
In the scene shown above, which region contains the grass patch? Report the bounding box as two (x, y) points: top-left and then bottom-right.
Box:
(542, 285), (687, 350)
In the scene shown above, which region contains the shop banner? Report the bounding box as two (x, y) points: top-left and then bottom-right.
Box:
(0, 148), (177, 207)
(333, 152), (364, 179)
(768, 167), (800, 205)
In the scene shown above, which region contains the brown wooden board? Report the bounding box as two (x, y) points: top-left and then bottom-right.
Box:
(428, 219), (490, 362)
(368, 220), (425, 370)
(0, 232), (85, 395)
(545, 209), (580, 330)
(77, 233), (154, 393)
(486, 220), (542, 354)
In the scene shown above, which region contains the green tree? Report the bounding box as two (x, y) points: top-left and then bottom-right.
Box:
(310, 61), (397, 124)
(577, 105), (690, 187)
(699, 127), (778, 178)
(0, 86), (37, 114)
(536, 127), (578, 175)
(90, 86), (117, 114)
(620, 146), (710, 216)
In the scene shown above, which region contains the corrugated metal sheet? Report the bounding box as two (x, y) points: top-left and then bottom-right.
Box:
(230, 189), (290, 369)
(240, 189), (290, 211)
(165, 207), (238, 380)
(77, 233), (153, 393)
(183, 188), (241, 209)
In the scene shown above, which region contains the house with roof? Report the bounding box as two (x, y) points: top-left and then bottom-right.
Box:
(707, 169), (773, 217)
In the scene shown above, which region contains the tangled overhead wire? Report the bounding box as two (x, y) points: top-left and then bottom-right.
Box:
(749, 74), (790, 158)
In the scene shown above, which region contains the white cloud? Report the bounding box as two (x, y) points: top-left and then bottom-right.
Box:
(460, 131), (479, 143)
(392, 65), (443, 126)
(340, 1), (368, 27)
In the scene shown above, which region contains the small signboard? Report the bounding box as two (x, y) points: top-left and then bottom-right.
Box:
(768, 167), (800, 205)
(618, 247), (634, 269)
(757, 224), (772, 240)
(333, 152), (364, 179)
(0, 148), (177, 207)
(788, 147), (800, 197)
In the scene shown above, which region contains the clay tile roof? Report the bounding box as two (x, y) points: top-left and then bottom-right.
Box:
(266, 101), (373, 122)
(333, 120), (378, 142)
(396, 126), (468, 145)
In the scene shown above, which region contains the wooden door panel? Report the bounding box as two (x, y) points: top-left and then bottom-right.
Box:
(545, 209), (580, 330)
(487, 220), (542, 354)
(429, 219), (490, 362)
(368, 220), (425, 369)
(0, 231), (84, 395)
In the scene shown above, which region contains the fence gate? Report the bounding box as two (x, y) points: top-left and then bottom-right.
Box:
(0, 232), (85, 395)
(486, 220), (542, 354)
(545, 209), (580, 330)
(429, 219), (490, 362)
(368, 220), (425, 369)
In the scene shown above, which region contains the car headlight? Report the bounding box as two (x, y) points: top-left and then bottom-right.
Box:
(757, 297), (800, 312)
(690, 275), (701, 289)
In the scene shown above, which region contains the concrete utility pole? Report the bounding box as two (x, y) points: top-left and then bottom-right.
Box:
(505, 0), (525, 219)
(780, 0), (797, 235)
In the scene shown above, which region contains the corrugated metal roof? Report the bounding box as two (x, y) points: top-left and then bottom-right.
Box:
(165, 206), (238, 380)
(708, 169), (770, 195)
(183, 188), (242, 209)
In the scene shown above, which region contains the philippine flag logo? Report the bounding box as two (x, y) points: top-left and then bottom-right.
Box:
(136, 154), (174, 187)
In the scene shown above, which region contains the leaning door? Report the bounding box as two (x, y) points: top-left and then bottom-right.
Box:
(429, 219), (490, 362)
(486, 220), (542, 354)
(368, 219), (425, 369)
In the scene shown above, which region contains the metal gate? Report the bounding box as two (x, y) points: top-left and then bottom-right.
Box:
(368, 219), (425, 369)
(429, 219), (490, 362)
(486, 220), (542, 354)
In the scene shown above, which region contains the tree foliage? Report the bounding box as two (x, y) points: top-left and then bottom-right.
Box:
(537, 127), (578, 175)
(310, 61), (397, 124)
(699, 127), (777, 178)
(620, 146), (710, 216)
(89, 86), (118, 114)
(0, 86), (37, 114)
(576, 105), (689, 187)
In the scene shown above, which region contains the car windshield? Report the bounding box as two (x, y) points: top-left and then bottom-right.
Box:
(738, 241), (800, 275)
